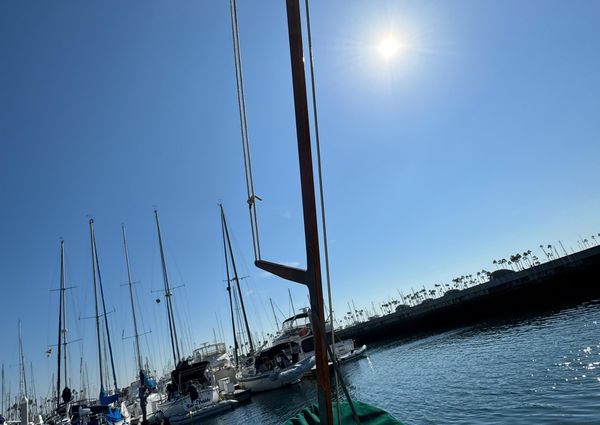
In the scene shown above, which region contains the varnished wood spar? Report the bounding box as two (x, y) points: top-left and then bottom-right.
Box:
(255, 0), (333, 423)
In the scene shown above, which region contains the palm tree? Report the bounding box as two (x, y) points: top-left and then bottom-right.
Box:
(513, 253), (523, 270)
(523, 250), (533, 268)
(546, 244), (555, 259)
(513, 255), (521, 270)
(539, 244), (550, 261)
(517, 253), (524, 269)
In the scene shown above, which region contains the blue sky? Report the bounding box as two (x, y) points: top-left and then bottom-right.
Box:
(1, 0), (599, 402)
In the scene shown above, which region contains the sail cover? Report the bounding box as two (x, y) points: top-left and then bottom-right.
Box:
(99, 388), (119, 406)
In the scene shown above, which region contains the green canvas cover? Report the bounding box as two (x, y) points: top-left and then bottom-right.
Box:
(283, 401), (403, 425)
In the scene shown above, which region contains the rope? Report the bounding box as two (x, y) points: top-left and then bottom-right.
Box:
(229, 0), (261, 260)
(304, 0), (358, 422)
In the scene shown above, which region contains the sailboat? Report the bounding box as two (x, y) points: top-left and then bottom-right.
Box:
(87, 219), (126, 425)
(219, 205), (315, 393)
(120, 226), (160, 425)
(151, 211), (236, 424)
(229, 0), (402, 422)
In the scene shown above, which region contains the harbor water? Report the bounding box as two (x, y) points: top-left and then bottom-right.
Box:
(205, 300), (600, 424)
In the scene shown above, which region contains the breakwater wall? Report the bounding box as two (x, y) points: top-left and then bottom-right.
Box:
(337, 245), (600, 345)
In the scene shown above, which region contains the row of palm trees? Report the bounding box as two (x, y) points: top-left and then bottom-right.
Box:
(493, 250), (540, 271)
(578, 233), (600, 249)
(339, 233), (600, 327)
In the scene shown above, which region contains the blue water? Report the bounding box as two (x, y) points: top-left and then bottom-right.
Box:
(205, 301), (600, 424)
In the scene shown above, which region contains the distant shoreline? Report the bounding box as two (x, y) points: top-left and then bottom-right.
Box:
(337, 245), (600, 345)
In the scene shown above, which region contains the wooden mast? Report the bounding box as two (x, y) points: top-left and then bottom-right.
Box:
(254, 1), (333, 423)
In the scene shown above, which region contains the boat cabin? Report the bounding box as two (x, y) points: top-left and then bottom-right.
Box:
(170, 360), (211, 393)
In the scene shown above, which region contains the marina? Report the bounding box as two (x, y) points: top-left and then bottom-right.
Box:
(204, 300), (600, 424)
(1, 0), (599, 424)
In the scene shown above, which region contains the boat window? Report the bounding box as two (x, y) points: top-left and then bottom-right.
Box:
(301, 336), (314, 353)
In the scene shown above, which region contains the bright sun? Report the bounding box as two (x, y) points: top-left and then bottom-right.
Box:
(378, 35), (401, 60)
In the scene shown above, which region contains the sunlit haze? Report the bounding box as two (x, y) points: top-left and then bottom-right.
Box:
(378, 35), (401, 60)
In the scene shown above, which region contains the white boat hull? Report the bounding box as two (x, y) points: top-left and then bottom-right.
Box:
(163, 400), (237, 425)
(338, 344), (367, 363)
(157, 387), (219, 421)
(238, 356), (315, 392)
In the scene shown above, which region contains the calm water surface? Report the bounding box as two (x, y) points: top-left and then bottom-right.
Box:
(205, 301), (600, 424)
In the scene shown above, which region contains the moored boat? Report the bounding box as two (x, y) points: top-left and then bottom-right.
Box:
(236, 344), (315, 392)
(156, 360), (238, 424)
(272, 310), (367, 368)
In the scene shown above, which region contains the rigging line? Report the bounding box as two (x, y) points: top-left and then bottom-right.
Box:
(228, 0), (250, 207)
(229, 0), (261, 260)
(304, 0), (345, 419)
(221, 206), (239, 366)
(155, 210), (181, 366)
(233, 0), (262, 260)
(223, 204), (255, 352)
(167, 243), (195, 355)
(89, 219), (105, 393)
(122, 225), (143, 374)
(45, 241), (61, 361)
(274, 301), (287, 323)
(93, 233), (119, 394)
(231, 230), (272, 335)
(133, 271), (154, 370)
(231, 285), (248, 354)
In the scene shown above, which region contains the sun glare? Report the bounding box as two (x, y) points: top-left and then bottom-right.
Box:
(378, 35), (401, 61)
